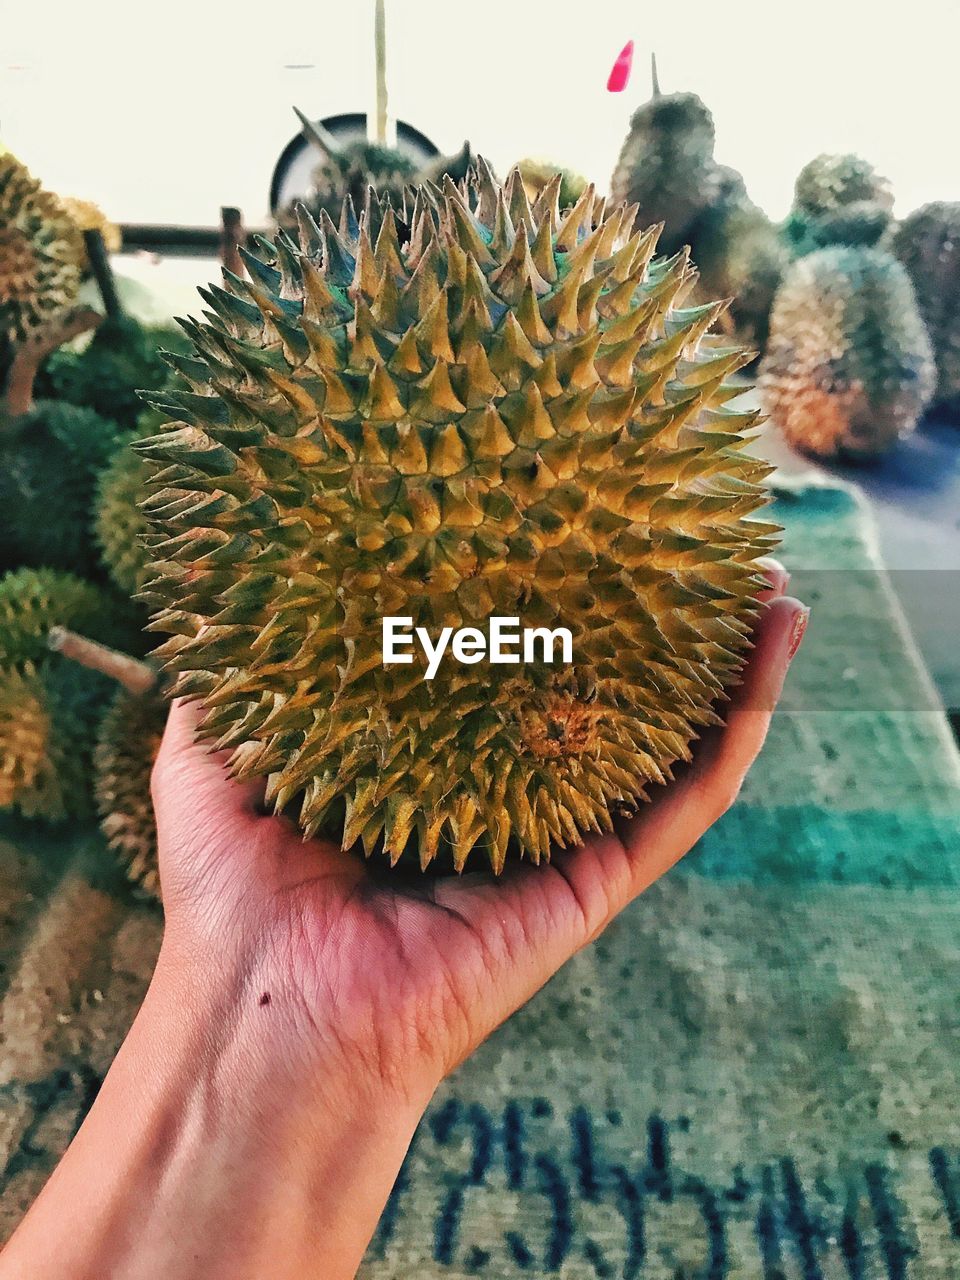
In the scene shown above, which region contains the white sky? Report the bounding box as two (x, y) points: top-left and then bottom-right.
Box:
(3, 0), (959, 227)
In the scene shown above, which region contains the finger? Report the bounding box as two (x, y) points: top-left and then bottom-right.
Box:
(447, 595), (809, 967)
(612, 594), (809, 894)
(754, 555), (789, 602)
(151, 697), (267, 828)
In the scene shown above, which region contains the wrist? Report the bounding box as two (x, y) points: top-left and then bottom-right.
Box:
(148, 927), (441, 1119)
(2, 938), (431, 1280)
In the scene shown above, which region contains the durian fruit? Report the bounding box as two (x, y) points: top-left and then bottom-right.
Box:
(692, 169), (788, 350)
(783, 154), (894, 257)
(610, 89), (721, 256)
(0, 659), (103, 821)
(299, 140), (419, 227)
(0, 401), (122, 573)
(40, 316), (190, 430)
(760, 246), (935, 460)
(136, 164), (776, 871)
(0, 568), (110, 664)
(417, 141), (476, 191)
(94, 688), (166, 898)
(61, 196), (123, 261)
(517, 159), (588, 212)
(892, 202), (960, 414)
(280, 117), (477, 237)
(0, 571), (120, 821)
(94, 436), (152, 594)
(610, 74), (782, 346)
(0, 153), (84, 342)
(0, 664), (48, 809)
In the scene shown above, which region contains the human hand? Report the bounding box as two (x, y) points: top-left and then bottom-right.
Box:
(151, 561), (804, 1108)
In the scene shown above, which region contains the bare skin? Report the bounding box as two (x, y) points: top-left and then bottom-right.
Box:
(0, 569), (806, 1280)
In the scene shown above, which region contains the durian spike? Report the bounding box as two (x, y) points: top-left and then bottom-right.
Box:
(651, 52), (661, 98)
(48, 628), (157, 697)
(293, 106), (342, 158)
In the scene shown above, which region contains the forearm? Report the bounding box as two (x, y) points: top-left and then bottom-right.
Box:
(0, 945), (427, 1280)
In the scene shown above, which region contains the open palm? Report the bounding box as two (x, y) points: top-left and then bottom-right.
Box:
(151, 576), (803, 1101)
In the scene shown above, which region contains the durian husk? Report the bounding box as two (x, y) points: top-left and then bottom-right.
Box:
(0, 660), (102, 821)
(760, 246), (935, 460)
(0, 402), (123, 574)
(280, 142), (418, 234)
(610, 92), (721, 255)
(892, 202), (960, 414)
(784, 154), (894, 260)
(516, 159), (588, 212)
(0, 567), (110, 666)
(94, 689), (166, 899)
(138, 164), (778, 872)
(94, 440), (152, 595)
(0, 153), (84, 342)
(792, 153), (893, 222)
(0, 665), (49, 808)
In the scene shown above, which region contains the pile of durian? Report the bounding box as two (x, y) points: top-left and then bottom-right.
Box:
(0, 148), (183, 896)
(610, 60), (960, 459)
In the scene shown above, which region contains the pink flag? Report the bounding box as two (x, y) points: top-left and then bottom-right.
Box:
(607, 40), (634, 93)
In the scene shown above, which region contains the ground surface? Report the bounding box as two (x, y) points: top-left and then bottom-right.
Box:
(757, 416), (960, 716)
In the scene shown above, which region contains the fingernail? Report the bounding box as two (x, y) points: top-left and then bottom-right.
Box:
(787, 606), (810, 661)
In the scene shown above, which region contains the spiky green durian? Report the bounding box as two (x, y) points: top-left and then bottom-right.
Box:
(517, 159), (588, 212)
(784, 154), (894, 257)
(0, 664), (48, 809)
(0, 153), (84, 342)
(0, 401), (122, 572)
(793, 153), (893, 221)
(293, 141), (419, 229)
(94, 437), (152, 594)
(0, 568), (109, 664)
(137, 165), (776, 872)
(692, 169), (788, 349)
(610, 91), (721, 256)
(94, 689), (165, 898)
(892, 202), (960, 414)
(760, 246), (935, 460)
(0, 659), (105, 821)
(417, 142), (477, 192)
(40, 316), (190, 430)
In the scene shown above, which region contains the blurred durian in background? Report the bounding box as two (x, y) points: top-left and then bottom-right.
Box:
(760, 246), (935, 460)
(893, 202), (960, 415)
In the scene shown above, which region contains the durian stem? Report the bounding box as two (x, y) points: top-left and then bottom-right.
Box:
(1, 307), (102, 421)
(84, 229), (122, 320)
(651, 52), (661, 98)
(48, 628), (157, 697)
(374, 0), (388, 144)
(220, 206), (245, 277)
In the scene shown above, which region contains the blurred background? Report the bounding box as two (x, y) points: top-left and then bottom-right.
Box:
(4, 0), (960, 226)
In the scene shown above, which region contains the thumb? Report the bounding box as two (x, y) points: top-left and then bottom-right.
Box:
(151, 697), (267, 832)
